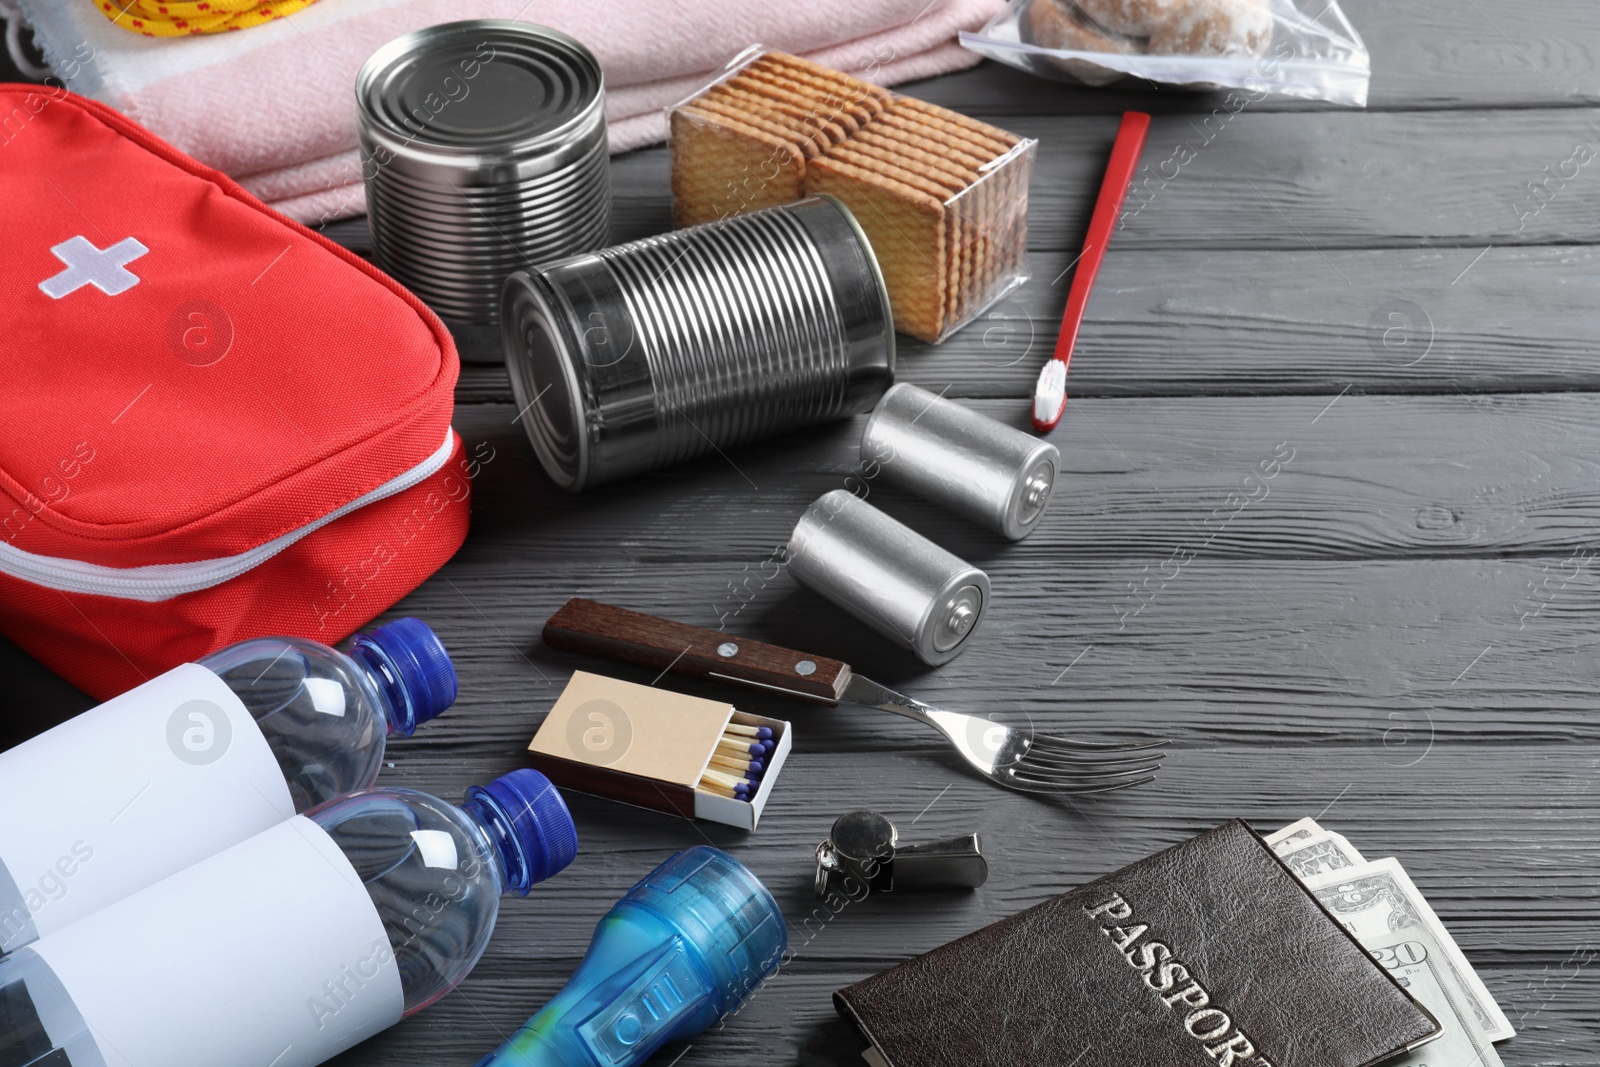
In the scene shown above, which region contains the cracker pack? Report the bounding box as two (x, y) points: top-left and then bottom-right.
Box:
(670, 48), (1036, 344)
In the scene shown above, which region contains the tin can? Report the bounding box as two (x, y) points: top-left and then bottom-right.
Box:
(788, 490), (989, 666)
(501, 196), (895, 491)
(357, 20), (610, 332)
(862, 383), (1059, 540)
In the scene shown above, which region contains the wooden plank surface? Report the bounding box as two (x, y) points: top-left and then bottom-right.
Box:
(431, 396), (1600, 563)
(601, 107), (1600, 251)
(330, 110), (1600, 254)
(334, 743), (1600, 1065)
(456, 244), (1600, 399)
(5, 1), (1600, 1064)
(353, 559), (1600, 747)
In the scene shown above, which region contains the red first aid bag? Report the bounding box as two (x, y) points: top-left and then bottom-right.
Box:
(0, 85), (468, 700)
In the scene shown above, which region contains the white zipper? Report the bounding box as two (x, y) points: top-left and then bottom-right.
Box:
(0, 429), (456, 603)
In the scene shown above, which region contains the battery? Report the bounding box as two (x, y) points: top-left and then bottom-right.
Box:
(787, 490), (989, 666)
(861, 383), (1059, 541)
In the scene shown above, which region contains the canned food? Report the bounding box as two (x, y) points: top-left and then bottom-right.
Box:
(788, 490), (990, 666)
(502, 196), (895, 490)
(357, 20), (610, 330)
(863, 383), (1059, 540)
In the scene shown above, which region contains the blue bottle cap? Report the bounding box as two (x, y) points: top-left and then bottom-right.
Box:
(467, 769), (579, 895)
(350, 617), (458, 736)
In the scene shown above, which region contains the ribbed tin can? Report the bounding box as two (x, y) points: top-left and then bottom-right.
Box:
(788, 490), (990, 666)
(862, 383), (1060, 540)
(501, 195), (895, 491)
(357, 20), (610, 330)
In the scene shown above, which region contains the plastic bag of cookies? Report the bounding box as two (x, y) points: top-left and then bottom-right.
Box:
(961, 0), (1370, 105)
(669, 46), (1037, 344)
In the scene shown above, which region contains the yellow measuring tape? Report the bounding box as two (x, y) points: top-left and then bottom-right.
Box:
(94, 0), (321, 37)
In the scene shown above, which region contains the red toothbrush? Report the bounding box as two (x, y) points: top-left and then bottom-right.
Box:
(1032, 110), (1151, 432)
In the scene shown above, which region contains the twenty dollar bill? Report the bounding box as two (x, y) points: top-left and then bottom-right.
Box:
(1299, 857), (1514, 1042)
(1365, 927), (1505, 1067)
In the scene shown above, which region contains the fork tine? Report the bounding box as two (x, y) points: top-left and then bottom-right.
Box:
(999, 772), (1159, 796)
(968, 747), (1165, 793)
(1019, 742), (1168, 769)
(1016, 757), (1166, 782)
(1025, 734), (1170, 753)
(1020, 756), (1166, 777)
(1012, 758), (1166, 782)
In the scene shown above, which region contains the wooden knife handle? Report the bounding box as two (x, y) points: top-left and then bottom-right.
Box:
(542, 598), (849, 704)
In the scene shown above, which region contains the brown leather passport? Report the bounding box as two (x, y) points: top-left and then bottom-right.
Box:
(834, 820), (1441, 1067)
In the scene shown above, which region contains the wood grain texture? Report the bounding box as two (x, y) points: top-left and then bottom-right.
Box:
(337, 962), (1599, 1067)
(433, 396), (1600, 565)
(315, 742), (1599, 1066)
(604, 107), (1600, 252)
(10, 4), (1600, 1064)
(346, 554), (1600, 747)
(329, 108), (1600, 259)
(367, 130), (1600, 398)
(342, 745), (1600, 957)
(458, 243), (1600, 399)
(884, 245), (1600, 397)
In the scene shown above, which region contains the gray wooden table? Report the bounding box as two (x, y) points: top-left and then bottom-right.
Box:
(5, 2), (1599, 1063)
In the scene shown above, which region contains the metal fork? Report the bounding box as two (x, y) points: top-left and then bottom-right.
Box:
(841, 672), (1165, 795)
(543, 599), (1166, 796)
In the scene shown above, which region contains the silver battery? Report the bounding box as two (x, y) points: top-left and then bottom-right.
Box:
(787, 490), (989, 666)
(862, 383), (1059, 541)
(502, 195), (895, 491)
(357, 20), (610, 333)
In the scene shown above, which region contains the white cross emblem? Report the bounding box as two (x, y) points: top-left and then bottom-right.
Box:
(39, 235), (149, 299)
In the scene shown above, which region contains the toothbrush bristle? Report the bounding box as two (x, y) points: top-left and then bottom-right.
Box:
(1032, 360), (1068, 430)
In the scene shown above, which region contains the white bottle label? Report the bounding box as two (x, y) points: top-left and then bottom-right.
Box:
(32, 815), (405, 1067)
(0, 663), (295, 949)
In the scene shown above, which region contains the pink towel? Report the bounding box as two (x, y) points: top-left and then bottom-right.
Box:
(17, 0), (1003, 223)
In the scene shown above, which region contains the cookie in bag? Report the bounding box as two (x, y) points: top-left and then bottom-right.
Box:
(1031, 0), (1271, 60)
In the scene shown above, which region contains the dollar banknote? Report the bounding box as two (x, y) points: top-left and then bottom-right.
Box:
(1272, 829), (1367, 878)
(1365, 927), (1505, 1067)
(1265, 816), (1328, 846)
(1299, 857), (1513, 1042)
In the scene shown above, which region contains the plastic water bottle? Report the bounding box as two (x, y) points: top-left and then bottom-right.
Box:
(0, 768), (578, 1067)
(0, 618), (458, 954)
(476, 847), (786, 1067)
